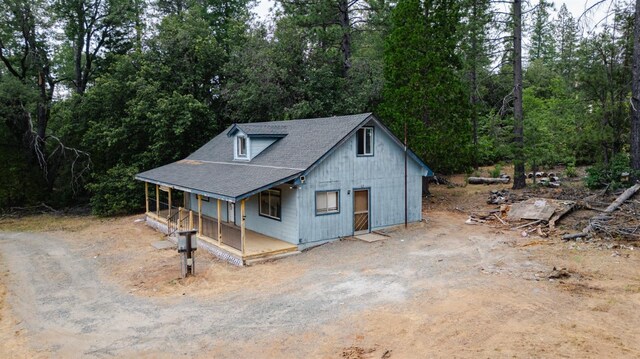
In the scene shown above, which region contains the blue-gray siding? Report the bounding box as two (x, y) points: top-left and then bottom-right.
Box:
(237, 184), (298, 244)
(185, 121), (423, 246)
(297, 121), (423, 244)
(250, 138), (277, 159)
(188, 186), (298, 245)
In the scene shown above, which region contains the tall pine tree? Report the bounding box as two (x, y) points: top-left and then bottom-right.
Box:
(379, 0), (471, 174)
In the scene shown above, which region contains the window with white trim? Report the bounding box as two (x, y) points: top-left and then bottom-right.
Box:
(259, 189), (281, 220)
(316, 191), (339, 215)
(356, 127), (373, 156)
(236, 135), (247, 158)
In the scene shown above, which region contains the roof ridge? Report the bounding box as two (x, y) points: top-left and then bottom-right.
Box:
(232, 112), (373, 126)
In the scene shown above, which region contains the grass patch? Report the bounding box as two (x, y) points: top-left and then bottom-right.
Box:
(0, 214), (93, 232)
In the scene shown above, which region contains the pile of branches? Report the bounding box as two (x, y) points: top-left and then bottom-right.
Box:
(563, 183), (640, 241)
(0, 203), (59, 219)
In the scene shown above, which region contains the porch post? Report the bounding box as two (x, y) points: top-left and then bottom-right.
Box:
(155, 185), (160, 216)
(240, 199), (246, 255)
(197, 195), (202, 234)
(217, 199), (222, 245)
(178, 206), (183, 230)
(167, 188), (172, 218)
(189, 210), (193, 230)
(144, 182), (149, 213)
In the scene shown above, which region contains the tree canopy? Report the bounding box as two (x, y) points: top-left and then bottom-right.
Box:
(1, 0), (639, 214)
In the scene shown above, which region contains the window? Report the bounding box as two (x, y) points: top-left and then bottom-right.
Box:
(259, 189), (281, 220)
(356, 127), (373, 156)
(316, 191), (339, 215)
(237, 135), (247, 158)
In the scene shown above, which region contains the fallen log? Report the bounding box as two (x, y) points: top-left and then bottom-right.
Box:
(468, 177), (510, 185)
(562, 183), (640, 240)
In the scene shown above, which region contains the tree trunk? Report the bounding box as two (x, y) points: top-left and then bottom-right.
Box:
(74, 0), (86, 95)
(512, 0), (526, 189)
(338, 0), (352, 78)
(631, 0), (640, 173)
(470, 0), (479, 169)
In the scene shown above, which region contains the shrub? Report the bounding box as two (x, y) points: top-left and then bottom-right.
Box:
(564, 164), (578, 178)
(584, 154), (638, 189)
(87, 164), (144, 216)
(489, 164), (502, 178)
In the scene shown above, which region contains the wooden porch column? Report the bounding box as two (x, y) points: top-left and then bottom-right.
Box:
(189, 210), (193, 230)
(155, 184), (160, 216)
(240, 199), (246, 255)
(217, 199), (222, 245)
(197, 195), (202, 234)
(144, 182), (149, 213)
(167, 188), (172, 218)
(178, 206), (183, 230)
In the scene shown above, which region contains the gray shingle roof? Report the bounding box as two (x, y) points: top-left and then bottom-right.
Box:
(232, 123), (288, 137)
(136, 113), (374, 201)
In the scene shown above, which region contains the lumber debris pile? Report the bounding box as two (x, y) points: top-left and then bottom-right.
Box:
(468, 183), (640, 241)
(467, 195), (577, 238)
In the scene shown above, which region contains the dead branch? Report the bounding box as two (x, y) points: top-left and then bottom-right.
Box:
(25, 110), (92, 194)
(563, 183), (640, 240)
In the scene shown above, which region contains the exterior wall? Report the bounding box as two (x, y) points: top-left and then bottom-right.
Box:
(250, 138), (277, 159)
(298, 122), (423, 244)
(187, 193), (229, 222)
(187, 186), (298, 245)
(237, 184), (299, 245)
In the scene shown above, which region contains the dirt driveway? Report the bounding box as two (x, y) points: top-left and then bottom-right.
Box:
(1, 209), (640, 358)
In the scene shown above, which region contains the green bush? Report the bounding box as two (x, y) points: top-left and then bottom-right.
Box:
(87, 164), (144, 216)
(584, 154), (638, 189)
(489, 164), (502, 178)
(564, 164), (578, 178)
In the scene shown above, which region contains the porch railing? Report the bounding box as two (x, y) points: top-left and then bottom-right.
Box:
(167, 207), (194, 237)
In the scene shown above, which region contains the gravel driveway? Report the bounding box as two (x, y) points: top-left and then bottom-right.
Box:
(0, 216), (547, 358)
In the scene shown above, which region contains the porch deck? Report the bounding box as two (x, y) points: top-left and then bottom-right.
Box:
(145, 210), (298, 264)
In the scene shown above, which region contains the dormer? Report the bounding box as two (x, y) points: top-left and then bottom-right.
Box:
(228, 123), (287, 161)
(234, 132), (250, 161)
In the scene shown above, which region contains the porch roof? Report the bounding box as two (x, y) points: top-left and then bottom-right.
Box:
(135, 160), (302, 202)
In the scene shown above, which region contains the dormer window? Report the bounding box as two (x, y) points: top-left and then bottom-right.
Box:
(236, 135), (248, 159)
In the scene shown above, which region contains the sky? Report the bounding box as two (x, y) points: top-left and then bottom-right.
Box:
(252, 0), (612, 27)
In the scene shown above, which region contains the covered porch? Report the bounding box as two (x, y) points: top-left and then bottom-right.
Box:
(143, 183), (298, 265)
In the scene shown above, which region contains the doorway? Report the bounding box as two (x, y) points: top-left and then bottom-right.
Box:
(353, 189), (370, 234)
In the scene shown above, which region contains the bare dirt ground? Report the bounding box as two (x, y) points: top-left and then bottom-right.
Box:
(1, 174), (640, 358)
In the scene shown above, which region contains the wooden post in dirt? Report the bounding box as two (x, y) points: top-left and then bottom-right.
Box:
(155, 184), (160, 216)
(197, 195), (202, 234)
(240, 199), (246, 255)
(145, 182), (149, 213)
(217, 199), (222, 245)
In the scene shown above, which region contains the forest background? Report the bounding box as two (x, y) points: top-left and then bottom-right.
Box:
(1, 0), (639, 215)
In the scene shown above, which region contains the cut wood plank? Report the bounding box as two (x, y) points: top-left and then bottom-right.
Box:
(511, 219), (542, 230)
(548, 202), (576, 230)
(493, 213), (507, 225)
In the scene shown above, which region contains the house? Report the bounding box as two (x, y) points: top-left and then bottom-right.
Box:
(135, 113), (432, 265)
